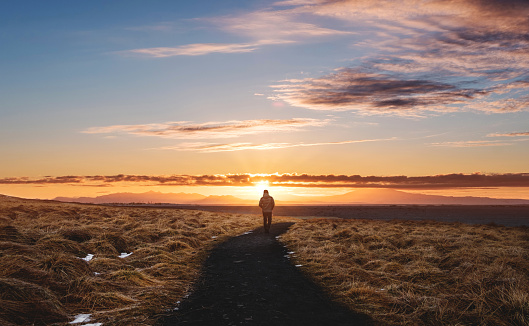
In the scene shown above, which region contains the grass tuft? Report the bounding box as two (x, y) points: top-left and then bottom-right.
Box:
(0, 277), (67, 325)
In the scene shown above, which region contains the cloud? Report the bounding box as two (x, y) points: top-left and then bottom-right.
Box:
(266, 0), (529, 115)
(118, 0), (529, 113)
(210, 10), (353, 41)
(272, 69), (484, 115)
(2, 173), (529, 189)
(82, 118), (329, 139)
(158, 138), (394, 152)
(430, 140), (512, 147)
(122, 42), (267, 57)
(125, 22), (177, 32)
(488, 132), (529, 137)
(122, 5), (352, 58)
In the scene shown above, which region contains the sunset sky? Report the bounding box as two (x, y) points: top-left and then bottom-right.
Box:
(1, 0), (528, 201)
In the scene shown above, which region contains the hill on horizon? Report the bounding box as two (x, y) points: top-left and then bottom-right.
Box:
(311, 188), (529, 205)
(52, 189), (529, 205)
(54, 191), (207, 204)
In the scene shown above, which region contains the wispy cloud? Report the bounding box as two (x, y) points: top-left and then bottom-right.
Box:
(3, 173), (529, 189)
(158, 138), (394, 152)
(122, 41), (288, 57)
(210, 10), (354, 41)
(488, 132), (529, 137)
(430, 140), (512, 147)
(82, 118), (329, 139)
(121, 2), (353, 58)
(125, 22), (177, 32)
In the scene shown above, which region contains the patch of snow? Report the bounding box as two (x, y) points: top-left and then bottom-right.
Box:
(94, 272), (101, 276)
(288, 251), (295, 254)
(70, 314), (91, 324)
(239, 231), (253, 236)
(81, 254), (94, 262)
(83, 323), (103, 326)
(295, 264), (303, 267)
(211, 236), (217, 239)
(118, 252), (133, 258)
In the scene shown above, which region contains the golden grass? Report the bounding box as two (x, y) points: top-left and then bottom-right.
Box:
(280, 218), (529, 325)
(0, 195), (274, 325)
(5, 193), (526, 325)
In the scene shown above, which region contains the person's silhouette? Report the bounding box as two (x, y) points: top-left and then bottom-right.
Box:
(258, 190), (275, 233)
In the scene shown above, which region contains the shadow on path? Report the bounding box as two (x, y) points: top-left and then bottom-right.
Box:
(158, 222), (373, 326)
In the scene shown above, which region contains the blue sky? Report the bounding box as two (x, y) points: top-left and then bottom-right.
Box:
(1, 0), (528, 199)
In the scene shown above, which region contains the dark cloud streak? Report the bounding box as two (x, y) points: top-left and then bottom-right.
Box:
(2, 173), (528, 189)
(273, 70), (484, 114)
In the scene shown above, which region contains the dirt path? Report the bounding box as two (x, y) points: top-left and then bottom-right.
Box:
(158, 222), (372, 326)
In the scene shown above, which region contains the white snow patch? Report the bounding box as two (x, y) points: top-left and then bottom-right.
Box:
(239, 231), (253, 236)
(70, 314), (91, 324)
(211, 236), (217, 239)
(288, 251), (295, 254)
(118, 252), (133, 258)
(295, 264), (303, 267)
(94, 272), (101, 276)
(81, 254), (94, 262)
(83, 323), (103, 326)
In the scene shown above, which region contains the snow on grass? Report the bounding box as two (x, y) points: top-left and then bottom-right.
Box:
(70, 314), (91, 324)
(239, 231), (253, 236)
(118, 252), (133, 258)
(81, 254), (94, 262)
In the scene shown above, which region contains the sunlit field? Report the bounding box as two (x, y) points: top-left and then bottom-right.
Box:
(0, 195), (271, 326)
(280, 218), (529, 325)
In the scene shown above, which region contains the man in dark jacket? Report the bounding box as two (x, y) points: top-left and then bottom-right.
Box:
(259, 190), (275, 234)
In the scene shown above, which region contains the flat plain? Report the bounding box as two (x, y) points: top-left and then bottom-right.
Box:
(157, 204), (529, 227)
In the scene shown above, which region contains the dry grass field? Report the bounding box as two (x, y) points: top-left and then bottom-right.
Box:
(3, 194), (529, 326)
(0, 195), (271, 326)
(280, 218), (529, 325)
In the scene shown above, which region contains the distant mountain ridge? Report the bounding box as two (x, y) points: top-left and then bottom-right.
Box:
(54, 191), (207, 204)
(308, 188), (529, 205)
(53, 189), (529, 205)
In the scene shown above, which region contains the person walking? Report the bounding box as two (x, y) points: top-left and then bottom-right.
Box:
(259, 190), (275, 234)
